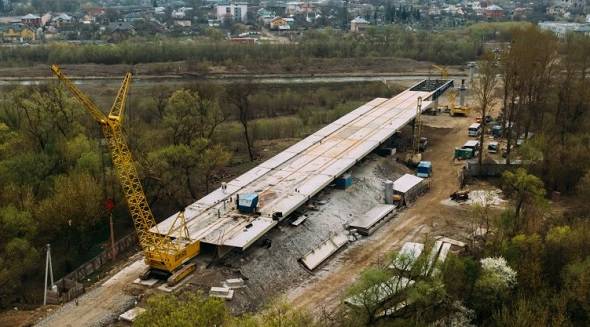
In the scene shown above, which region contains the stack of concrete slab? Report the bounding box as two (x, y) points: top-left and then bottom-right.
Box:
(390, 242), (424, 271)
(209, 286), (234, 300)
(223, 278), (245, 289)
(119, 307), (146, 323)
(347, 204), (396, 235)
(300, 233), (349, 270)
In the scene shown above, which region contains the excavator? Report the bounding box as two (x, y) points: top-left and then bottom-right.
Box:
(50, 65), (200, 286)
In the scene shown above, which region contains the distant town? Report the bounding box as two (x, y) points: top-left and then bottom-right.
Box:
(0, 0), (589, 44)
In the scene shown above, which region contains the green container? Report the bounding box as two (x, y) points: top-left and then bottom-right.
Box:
(454, 148), (474, 159)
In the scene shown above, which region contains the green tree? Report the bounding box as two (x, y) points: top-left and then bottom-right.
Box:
(164, 89), (224, 146)
(146, 141), (206, 204)
(472, 257), (517, 319)
(200, 144), (232, 193)
(501, 168), (546, 234)
(133, 293), (228, 327)
(0, 206), (39, 307)
(562, 257), (590, 324)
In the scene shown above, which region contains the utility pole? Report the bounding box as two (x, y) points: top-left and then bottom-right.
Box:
(109, 212), (117, 259)
(43, 244), (54, 305)
(105, 199), (116, 259)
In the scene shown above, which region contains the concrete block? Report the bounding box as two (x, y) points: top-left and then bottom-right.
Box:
(133, 278), (159, 287)
(119, 307), (146, 322)
(223, 278), (245, 289)
(209, 286), (234, 300)
(156, 277), (189, 293)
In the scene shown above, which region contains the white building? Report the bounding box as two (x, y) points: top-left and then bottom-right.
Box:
(350, 16), (369, 32)
(172, 7), (192, 19)
(216, 3), (248, 22)
(538, 21), (590, 38)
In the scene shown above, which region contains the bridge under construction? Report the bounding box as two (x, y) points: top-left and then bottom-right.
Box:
(152, 79), (453, 254)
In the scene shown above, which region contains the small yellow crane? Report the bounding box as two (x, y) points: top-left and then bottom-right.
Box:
(51, 65), (200, 286)
(432, 64), (449, 79)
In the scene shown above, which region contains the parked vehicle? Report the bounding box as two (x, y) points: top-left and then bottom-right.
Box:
(462, 140), (480, 156)
(416, 161), (432, 178)
(491, 125), (503, 138)
(488, 141), (499, 154)
(468, 123), (482, 137)
(454, 147), (474, 160)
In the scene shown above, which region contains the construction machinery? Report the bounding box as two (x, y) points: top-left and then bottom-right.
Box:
(448, 80), (471, 116)
(432, 64), (449, 80)
(50, 65), (200, 286)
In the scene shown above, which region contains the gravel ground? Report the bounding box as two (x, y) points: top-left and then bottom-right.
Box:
(211, 155), (408, 313)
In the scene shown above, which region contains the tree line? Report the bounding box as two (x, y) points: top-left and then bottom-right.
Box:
(0, 80), (391, 308)
(0, 23), (527, 68)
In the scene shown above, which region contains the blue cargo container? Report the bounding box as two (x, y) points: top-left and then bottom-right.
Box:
(238, 193), (259, 213)
(335, 173), (353, 189)
(416, 161), (432, 178)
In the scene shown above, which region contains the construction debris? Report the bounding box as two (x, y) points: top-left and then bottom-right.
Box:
(300, 233), (349, 270)
(209, 287), (234, 300)
(348, 204), (396, 236)
(118, 307), (146, 323)
(223, 278), (246, 289)
(132, 278), (158, 287)
(436, 236), (466, 248)
(290, 215), (308, 226)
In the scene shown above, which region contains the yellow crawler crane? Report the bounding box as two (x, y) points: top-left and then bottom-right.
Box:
(51, 65), (199, 286)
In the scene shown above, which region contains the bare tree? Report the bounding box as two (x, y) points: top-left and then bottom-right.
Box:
(472, 52), (499, 173)
(226, 82), (257, 161)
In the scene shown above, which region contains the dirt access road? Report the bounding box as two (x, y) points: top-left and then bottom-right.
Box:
(287, 113), (473, 314)
(33, 257), (146, 327)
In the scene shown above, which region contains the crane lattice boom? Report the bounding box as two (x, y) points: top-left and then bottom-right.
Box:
(51, 65), (199, 277)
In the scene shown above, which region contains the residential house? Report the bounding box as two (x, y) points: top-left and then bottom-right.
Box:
(484, 4), (504, 18)
(216, 3), (248, 22)
(270, 17), (290, 30)
(547, 5), (566, 16)
(172, 7), (192, 19)
(41, 13), (52, 26)
(350, 16), (369, 32)
(0, 23), (36, 42)
(21, 13), (41, 26)
(285, 2), (302, 15)
(551, 0), (585, 13)
(107, 22), (135, 42)
(51, 13), (73, 27)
